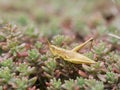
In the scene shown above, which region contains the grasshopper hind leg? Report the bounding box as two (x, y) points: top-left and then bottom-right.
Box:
(72, 38), (94, 52)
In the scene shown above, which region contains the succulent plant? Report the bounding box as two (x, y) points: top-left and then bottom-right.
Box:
(0, 1), (120, 90)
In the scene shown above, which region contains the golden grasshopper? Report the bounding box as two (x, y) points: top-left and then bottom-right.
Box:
(47, 38), (96, 64)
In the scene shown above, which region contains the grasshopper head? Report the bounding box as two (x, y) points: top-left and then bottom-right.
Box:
(47, 39), (65, 56)
(47, 39), (57, 55)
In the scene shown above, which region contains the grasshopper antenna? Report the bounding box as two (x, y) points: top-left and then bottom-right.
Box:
(46, 38), (51, 47)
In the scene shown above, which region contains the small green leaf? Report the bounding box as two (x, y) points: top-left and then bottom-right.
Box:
(62, 79), (74, 90)
(0, 59), (13, 68)
(35, 41), (43, 49)
(85, 79), (104, 90)
(106, 72), (118, 84)
(49, 78), (61, 89)
(28, 49), (39, 62)
(0, 67), (12, 83)
(28, 77), (37, 86)
(77, 77), (85, 87)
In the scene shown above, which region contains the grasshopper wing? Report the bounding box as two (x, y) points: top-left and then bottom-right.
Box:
(63, 51), (96, 64)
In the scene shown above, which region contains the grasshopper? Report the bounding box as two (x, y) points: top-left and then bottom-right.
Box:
(47, 38), (96, 64)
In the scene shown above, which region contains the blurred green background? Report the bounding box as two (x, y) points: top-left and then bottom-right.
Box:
(0, 0), (119, 38)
